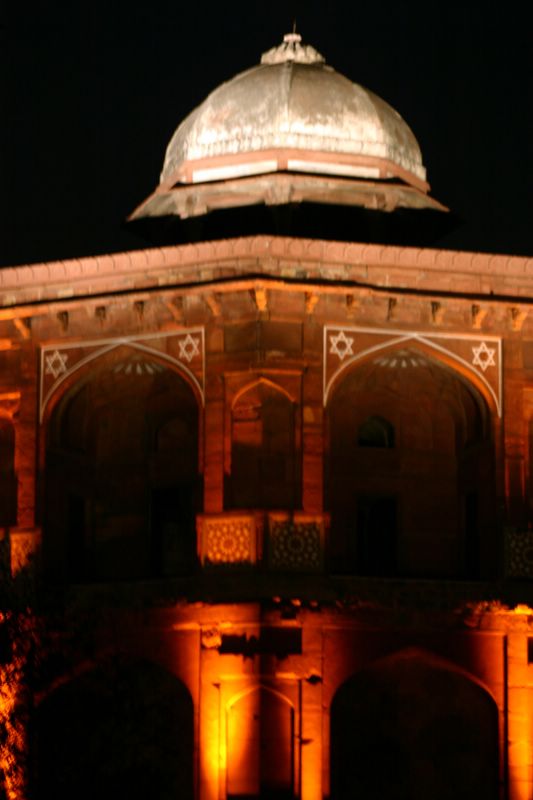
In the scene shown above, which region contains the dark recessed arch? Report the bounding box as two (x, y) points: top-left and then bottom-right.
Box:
(31, 658), (194, 800)
(357, 415), (395, 448)
(226, 379), (300, 510)
(42, 341), (204, 431)
(325, 337), (500, 421)
(326, 345), (496, 578)
(330, 649), (499, 800)
(43, 346), (202, 582)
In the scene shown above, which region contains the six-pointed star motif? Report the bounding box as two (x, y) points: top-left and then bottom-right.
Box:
(45, 350), (68, 378)
(472, 341), (496, 372)
(179, 333), (200, 363)
(329, 330), (354, 360)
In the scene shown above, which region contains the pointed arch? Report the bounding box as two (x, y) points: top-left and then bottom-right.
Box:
(227, 378), (300, 510)
(357, 414), (395, 448)
(31, 658), (194, 800)
(40, 329), (205, 423)
(42, 345), (201, 582)
(357, 647), (498, 702)
(325, 341), (496, 578)
(227, 682), (295, 711)
(232, 376), (296, 409)
(226, 685), (295, 800)
(324, 332), (501, 418)
(330, 648), (499, 800)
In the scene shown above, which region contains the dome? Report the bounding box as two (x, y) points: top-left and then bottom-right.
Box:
(160, 33), (427, 190)
(130, 34), (448, 227)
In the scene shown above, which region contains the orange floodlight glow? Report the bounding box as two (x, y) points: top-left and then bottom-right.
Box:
(300, 706), (322, 800)
(199, 681), (224, 800)
(511, 604), (533, 617)
(226, 688), (260, 798)
(508, 692), (533, 800)
(0, 634), (26, 800)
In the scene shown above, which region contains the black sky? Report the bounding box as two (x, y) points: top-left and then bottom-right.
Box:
(1, 1), (531, 267)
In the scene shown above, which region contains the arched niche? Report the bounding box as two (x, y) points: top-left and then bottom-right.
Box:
(326, 346), (495, 578)
(357, 415), (395, 449)
(43, 346), (201, 581)
(31, 658), (194, 800)
(227, 685), (295, 800)
(226, 380), (300, 511)
(0, 418), (16, 526)
(330, 649), (499, 800)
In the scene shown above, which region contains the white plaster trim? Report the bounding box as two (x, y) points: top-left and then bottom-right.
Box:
(287, 159), (381, 179)
(323, 325), (502, 416)
(39, 328), (205, 422)
(192, 159), (278, 183)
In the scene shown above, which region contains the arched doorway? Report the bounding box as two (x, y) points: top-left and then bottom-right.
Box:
(226, 381), (300, 510)
(44, 348), (201, 581)
(330, 650), (499, 800)
(227, 686), (295, 800)
(31, 658), (194, 800)
(326, 348), (495, 577)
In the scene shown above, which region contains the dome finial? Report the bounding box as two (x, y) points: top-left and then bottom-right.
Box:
(283, 31), (301, 44)
(261, 31), (325, 65)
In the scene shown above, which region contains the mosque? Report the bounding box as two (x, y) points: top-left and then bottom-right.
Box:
(1, 31), (533, 800)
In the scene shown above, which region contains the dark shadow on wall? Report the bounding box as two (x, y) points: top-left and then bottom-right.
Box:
(0, 418), (17, 527)
(330, 648), (499, 800)
(326, 347), (496, 579)
(226, 381), (300, 511)
(29, 658), (194, 800)
(43, 348), (201, 582)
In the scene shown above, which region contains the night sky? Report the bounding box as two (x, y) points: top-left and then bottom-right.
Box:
(1, 1), (531, 268)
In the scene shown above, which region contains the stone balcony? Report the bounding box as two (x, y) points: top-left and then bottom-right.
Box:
(196, 516), (533, 580)
(7, 522), (533, 613)
(28, 522), (533, 613)
(197, 511), (328, 572)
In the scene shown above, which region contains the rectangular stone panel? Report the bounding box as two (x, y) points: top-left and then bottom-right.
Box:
(261, 321), (302, 352)
(224, 322), (258, 353)
(197, 512), (261, 566)
(267, 512), (326, 572)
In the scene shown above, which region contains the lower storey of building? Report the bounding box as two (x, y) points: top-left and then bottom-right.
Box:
(22, 601), (533, 800)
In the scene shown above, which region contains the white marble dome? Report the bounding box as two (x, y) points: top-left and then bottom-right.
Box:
(160, 33), (427, 189)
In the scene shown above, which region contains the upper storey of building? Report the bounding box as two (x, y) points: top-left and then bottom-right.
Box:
(130, 34), (448, 244)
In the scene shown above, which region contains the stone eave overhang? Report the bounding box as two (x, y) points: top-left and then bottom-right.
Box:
(130, 172), (443, 221)
(1, 236), (532, 314)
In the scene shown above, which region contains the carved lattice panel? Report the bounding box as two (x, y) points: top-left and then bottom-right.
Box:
(506, 529), (533, 578)
(267, 514), (324, 572)
(198, 513), (258, 566)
